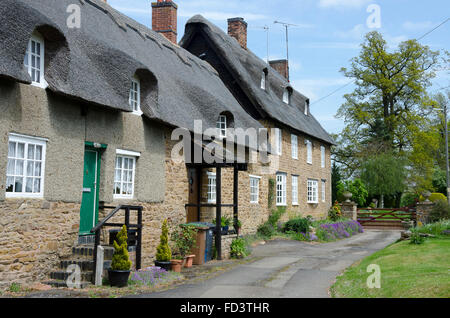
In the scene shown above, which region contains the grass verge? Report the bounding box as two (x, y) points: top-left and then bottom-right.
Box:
(330, 238), (450, 298)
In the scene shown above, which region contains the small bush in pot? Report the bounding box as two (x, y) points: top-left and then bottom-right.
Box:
(230, 237), (250, 259)
(171, 225), (197, 268)
(155, 219), (172, 271)
(108, 225), (132, 287)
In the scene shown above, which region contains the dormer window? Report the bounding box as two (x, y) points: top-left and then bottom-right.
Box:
(283, 87), (291, 104)
(217, 115), (227, 138)
(261, 69), (268, 90)
(24, 33), (47, 88)
(129, 76), (141, 115)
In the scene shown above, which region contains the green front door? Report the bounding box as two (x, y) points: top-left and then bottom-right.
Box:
(79, 147), (101, 236)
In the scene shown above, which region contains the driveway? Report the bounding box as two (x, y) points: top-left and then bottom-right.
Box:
(130, 230), (401, 298)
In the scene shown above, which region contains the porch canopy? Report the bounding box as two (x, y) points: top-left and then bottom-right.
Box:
(185, 140), (248, 260)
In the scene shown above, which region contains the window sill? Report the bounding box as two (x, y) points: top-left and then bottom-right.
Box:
(113, 196), (135, 200)
(292, 203), (299, 206)
(31, 80), (48, 89)
(5, 194), (44, 199)
(131, 110), (143, 116)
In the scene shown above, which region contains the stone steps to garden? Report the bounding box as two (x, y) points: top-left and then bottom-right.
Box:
(44, 245), (114, 289)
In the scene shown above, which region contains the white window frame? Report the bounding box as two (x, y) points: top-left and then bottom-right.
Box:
(250, 175), (261, 204)
(322, 180), (326, 203)
(306, 139), (313, 164)
(291, 134), (298, 160)
(113, 154), (137, 199)
(261, 71), (266, 90)
(207, 172), (217, 203)
(6, 133), (47, 198)
(274, 128), (282, 156)
(24, 33), (48, 89)
(276, 173), (287, 206)
(129, 76), (142, 115)
(217, 115), (227, 138)
(307, 179), (319, 204)
(292, 175), (299, 206)
(283, 88), (290, 104)
(321, 146), (326, 168)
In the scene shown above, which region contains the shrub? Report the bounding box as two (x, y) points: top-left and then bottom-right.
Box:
(415, 219), (450, 236)
(283, 217), (312, 234)
(419, 192), (448, 203)
(230, 238), (250, 259)
(316, 221), (363, 242)
(268, 207), (286, 227)
(156, 219), (172, 262)
(410, 232), (425, 245)
(171, 225), (197, 259)
(111, 225), (132, 271)
(213, 216), (232, 227)
(401, 192), (419, 207)
(292, 232), (318, 242)
(257, 223), (275, 239)
(328, 201), (342, 221)
(429, 200), (450, 223)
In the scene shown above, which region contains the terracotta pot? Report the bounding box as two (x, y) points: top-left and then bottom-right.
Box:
(170, 260), (183, 272)
(184, 255), (195, 268)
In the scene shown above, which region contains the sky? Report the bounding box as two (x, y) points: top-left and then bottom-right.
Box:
(108, 0), (450, 134)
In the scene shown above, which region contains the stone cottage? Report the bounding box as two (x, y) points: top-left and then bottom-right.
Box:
(0, 0), (334, 288)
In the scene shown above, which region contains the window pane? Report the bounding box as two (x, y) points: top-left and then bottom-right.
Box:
(25, 178), (33, 193)
(114, 169), (121, 182)
(116, 157), (122, 169)
(34, 162), (41, 177)
(7, 159), (15, 175)
(28, 145), (35, 160)
(34, 178), (41, 193)
(15, 177), (23, 192)
(27, 161), (34, 177)
(6, 177), (14, 192)
(15, 160), (24, 175)
(17, 143), (25, 158)
(35, 145), (42, 160)
(8, 142), (15, 157)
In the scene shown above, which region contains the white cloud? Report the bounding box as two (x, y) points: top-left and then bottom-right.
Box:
(334, 24), (367, 40)
(318, 0), (372, 9)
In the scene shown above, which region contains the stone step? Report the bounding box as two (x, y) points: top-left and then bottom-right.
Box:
(50, 270), (93, 282)
(43, 280), (92, 289)
(71, 245), (115, 260)
(59, 259), (112, 271)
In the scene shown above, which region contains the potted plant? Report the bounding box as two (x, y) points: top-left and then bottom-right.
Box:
(171, 225), (197, 268)
(214, 216), (231, 235)
(170, 256), (183, 273)
(108, 225), (132, 288)
(154, 219), (172, 271)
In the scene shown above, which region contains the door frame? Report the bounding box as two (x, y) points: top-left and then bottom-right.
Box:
(79, 142), (106, 236)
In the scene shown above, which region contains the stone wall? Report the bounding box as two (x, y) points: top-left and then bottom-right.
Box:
(0, 200), (80, 289)
(416, 201), (435, 224)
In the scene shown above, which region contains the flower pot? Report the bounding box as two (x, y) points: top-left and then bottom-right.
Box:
(221, 226), (229, 235)
(170, 260), (183, 273)
(343, 191), (353, 203)
(184, 255), (195, 268)
(108, 269), (131, 288)
(154, 260), (171, 271)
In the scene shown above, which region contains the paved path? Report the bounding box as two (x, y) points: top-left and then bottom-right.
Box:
(130, 230), (401, 298)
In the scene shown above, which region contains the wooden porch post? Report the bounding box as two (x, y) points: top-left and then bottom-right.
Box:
(233, 164), (239, 236)
(215, 166), (222, 260)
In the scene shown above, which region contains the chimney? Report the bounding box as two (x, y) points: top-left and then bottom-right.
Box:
(227, 17), (247, 49)
(269, 59), (289, 80)
(152, 0), (178, 44)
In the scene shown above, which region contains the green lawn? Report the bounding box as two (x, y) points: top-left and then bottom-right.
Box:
(331, 238), (450, 298)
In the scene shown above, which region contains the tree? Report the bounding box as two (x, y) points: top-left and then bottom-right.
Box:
(337, 31), (439, 153)
(331, 162), (342, 203)
(333, 31), (442, 193)
(336, 178), (369, 207)
(360, 153), (408, 208)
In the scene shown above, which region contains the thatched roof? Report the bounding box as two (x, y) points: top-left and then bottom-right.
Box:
(0, 0), (264, 137)
(181, 15), (335, 145)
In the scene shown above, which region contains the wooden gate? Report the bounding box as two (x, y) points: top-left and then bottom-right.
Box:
(357, 206), (417, 230)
